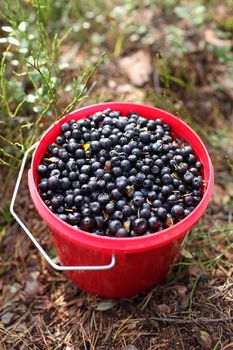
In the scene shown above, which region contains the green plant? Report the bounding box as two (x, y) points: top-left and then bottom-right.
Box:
(174, 3), (206, 27)
(0, 0), (104, 222)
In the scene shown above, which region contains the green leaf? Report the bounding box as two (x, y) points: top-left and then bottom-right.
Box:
(181, 249), (193, 259)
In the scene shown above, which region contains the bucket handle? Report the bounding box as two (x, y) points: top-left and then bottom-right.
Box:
(10, 143), (116, 271)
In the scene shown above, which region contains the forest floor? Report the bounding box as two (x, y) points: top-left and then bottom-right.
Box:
(0, 1), (233, 349)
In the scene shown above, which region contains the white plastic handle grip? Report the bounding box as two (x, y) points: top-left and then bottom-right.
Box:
(10, 142), (116, 271)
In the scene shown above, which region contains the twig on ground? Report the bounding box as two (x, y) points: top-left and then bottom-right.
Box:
(147, 316), (233, 324)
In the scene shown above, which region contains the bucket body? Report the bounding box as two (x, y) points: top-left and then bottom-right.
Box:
(51, 231), (184, 298)
(28, 103), (214, 299)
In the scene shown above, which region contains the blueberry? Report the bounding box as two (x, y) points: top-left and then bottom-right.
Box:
(75, 149), (85, 159)
(161, 174), (173, 185)
(56, 135), (65, 145)
(143, 179), (153, 189)
(132, 196), (144, 208)
(58, 214), (68, 222)
(60, 177), (71, 190)
(151, 166), (160, 175)
(80, 217), (94, 231)
(156, 207), (167, 220)
(161, 185), (173, 196)
(116, 199), (127, 210)
(171, 205), (184, 218)
(140, 208), (151, 219)
(51, 196), (62, 209)
(183, 172), (194, 185)
(116, 228), (128, 237)
(106, 182), (115, 192)
(177, 163), (188, 175)
(37, 164), (48, 177)
(128, 175), (137, 185)
(80, 164), (92, 175)
(60, 151), (69, 162)
(61, 122), (70, 133)
(48, 176), (60, 190)
(98, 193), (110, 205)
(108, 220), (122, 234)
(79, 173), (89, 184)
(74, 195), (84, 206)
(141, 165), (150, 174)
(72, 129), (81, 141)
(117, 179), (127, 192)
(68, 212), (81, 225)
(192, 177), (203, 189)
(136, 172), (146, 185)
(184, 195), (196, 207)
(67, 142), (78, 154)
(181, 146), (193, 157)
(90, 202), (101, 214)
(112, 167), (123, 177)
(111, 189), (122, 200)
(91, 140), (100, 152)
(95, 216), (104, 229)
(39, 181), (48, 192)
(64, 194), (74, 207)
(100, 138), (112, 149)
(91, 161), (101, 171)
(147, 191), (157, 201)
(112, 210), (124, 221)
(122, 205), (131, 217)
(105, 201), (115, 214)
(133, 218), (148, 234)
(121, 160), (131, 172)
(148, 216), (160, 230)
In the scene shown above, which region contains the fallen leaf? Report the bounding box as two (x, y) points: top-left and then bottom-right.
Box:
(121, 346), (139, 350)
(165, 217), (174, 227)
(175, 285), (187, 295)
(103, 211), (109, 221)
(123, 220), (131, 232)
(45, 157), (59, 163)
(181, 248), (193, 259)
(25, 280), (40, 296)
(24, 272), (41, 296)
(204, 29), (232, 48)
(216, 76), (233, 101)
(119, 49), (152, 87)
(81, 143), (90, 152)
(126, 185), (135, 197)
(1, 312), (13, 325)
(104, 161), (112, 172)
(116, 84), (145, 102)
(65, 346), (76, 350)
(95, 300), (116, 311)
(196, 330), (212, 350)
(157, 304), (171, 314)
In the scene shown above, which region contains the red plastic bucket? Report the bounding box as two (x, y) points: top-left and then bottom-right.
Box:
(28, 102), (214, 299)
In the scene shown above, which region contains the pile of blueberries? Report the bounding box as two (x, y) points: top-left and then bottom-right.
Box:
(37, 109), (204, 237)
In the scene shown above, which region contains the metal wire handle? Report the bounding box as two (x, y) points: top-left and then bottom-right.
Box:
(10, 142), (116, 271)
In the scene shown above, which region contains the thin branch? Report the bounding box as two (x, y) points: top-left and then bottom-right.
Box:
(146, 316), (233, 324)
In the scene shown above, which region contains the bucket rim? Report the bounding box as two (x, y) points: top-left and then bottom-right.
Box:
(29, 102), (214, 253)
